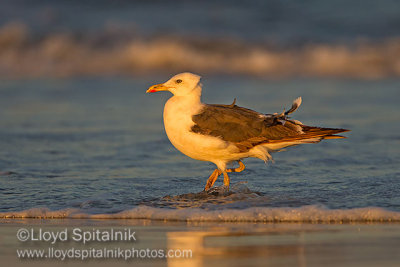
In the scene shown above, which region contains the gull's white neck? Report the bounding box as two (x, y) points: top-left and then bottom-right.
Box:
(162, 85), (205, 157)
(165, 84), (203, 112)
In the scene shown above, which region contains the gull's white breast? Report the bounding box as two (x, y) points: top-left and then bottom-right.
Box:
(163, 96), (239, 163)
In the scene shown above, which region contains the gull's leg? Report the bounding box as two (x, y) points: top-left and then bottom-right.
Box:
(222, 171), (230, 188)
(204, 169), (222, 191)
(226, 160), (245, 173)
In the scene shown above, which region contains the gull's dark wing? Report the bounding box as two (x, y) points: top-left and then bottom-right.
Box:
(191, 103), (302, 151)
(191, 101), (349, 152)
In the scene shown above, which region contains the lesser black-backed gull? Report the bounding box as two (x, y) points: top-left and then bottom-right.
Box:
(146, 73), (349, 190)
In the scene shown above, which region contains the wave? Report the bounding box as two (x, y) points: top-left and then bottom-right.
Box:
(1, 205), (399, 223)
(1, 183), (399, 223)
(1, 22), (400, 78)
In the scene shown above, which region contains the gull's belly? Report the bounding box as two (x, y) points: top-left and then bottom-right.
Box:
(164, 114), (230, 161)
(163, 99), (238, 162)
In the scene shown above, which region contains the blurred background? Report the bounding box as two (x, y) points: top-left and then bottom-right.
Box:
(1, 0), (400, 78)
(0, 0), (399, 213)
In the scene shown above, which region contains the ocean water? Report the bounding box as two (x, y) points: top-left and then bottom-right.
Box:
(0, 76), (399, 222)
(1, 1), (400, 78)
(2, 0), (400, 42)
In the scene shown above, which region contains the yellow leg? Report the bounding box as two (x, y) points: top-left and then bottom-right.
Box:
(204, 161), (245, 191)
(223, 171), (230, 188)
(226, 160), (245, 173)
(204, 169), (221, 191)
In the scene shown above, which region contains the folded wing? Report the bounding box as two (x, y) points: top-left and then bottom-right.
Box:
(191, 98), (349, 152)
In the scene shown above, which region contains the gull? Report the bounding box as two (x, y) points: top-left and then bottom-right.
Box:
(146, 73), (349, 191)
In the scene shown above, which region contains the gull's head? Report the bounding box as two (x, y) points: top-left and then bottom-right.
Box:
(146, 72), (201, 96)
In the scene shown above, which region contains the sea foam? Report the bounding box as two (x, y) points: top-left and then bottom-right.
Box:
(1, 205), (399, 223)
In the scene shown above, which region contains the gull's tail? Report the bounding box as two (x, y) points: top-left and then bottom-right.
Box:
(261, 126), (349, 152)
(266, 126), (350, 146)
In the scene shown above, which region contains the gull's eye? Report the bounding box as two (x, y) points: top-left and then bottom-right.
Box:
(176, 79), (182, 84)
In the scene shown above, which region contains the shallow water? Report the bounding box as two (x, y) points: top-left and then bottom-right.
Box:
(0, 76), (399, 221)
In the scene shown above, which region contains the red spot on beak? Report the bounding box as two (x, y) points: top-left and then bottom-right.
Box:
(146, 83), (169, 93)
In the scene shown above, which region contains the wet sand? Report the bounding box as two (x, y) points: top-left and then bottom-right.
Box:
(1, 219), (399, 267)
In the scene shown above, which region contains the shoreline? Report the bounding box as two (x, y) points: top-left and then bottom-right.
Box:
(1, 219), (400, 266)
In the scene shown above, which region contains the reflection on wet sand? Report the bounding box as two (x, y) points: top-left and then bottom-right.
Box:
(167, 224), (400, 267)
(167, 226), (310, 267)
(0, 220), (399, 266)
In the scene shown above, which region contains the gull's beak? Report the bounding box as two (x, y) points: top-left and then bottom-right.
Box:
(146, 83), (170, 93)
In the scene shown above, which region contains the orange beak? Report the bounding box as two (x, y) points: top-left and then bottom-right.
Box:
(146, 83), (170, 93)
